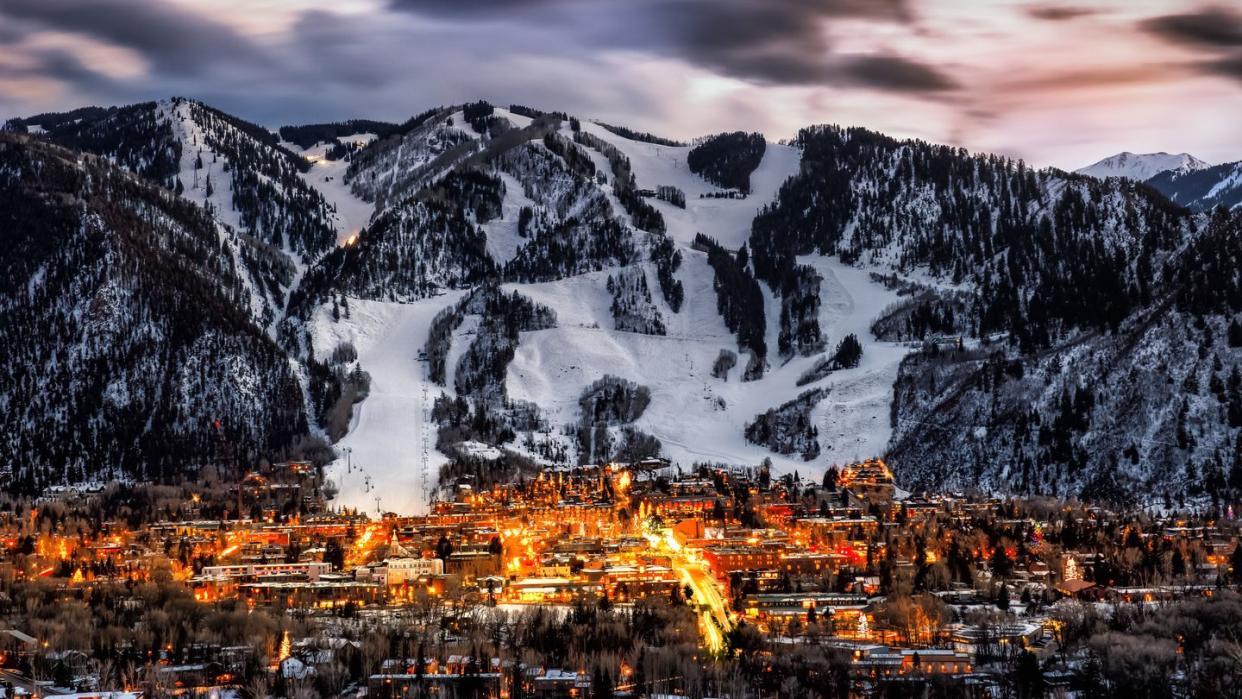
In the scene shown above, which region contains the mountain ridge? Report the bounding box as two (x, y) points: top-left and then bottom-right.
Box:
(1075, 151), (1210, 181)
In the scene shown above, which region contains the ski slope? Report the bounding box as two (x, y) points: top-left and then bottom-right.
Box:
(574, 121), (801, 249)
(482, 171), (538, 265)
(288, 135), (377, 244)
(506, 255), (910, 477)
(506, 126), (911, 481)
(310, 292), (466, 515)
(800, 257), (911, 467)
(317, 118), (917, 513)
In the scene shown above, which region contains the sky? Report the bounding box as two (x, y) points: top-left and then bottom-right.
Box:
(1, 0), (1241, 169)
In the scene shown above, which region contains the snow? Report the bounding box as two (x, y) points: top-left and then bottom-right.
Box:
(800, 257), (912, 467)
(163, 99), (246, 234)
(574, 120), (801, 249)
(160, 99), (285, 328)
(493, 107), (534, 129)
(1206, 164), (1242, 199)
(286, 137), (377, 245)
(506, 255), (911, 480)
(1075, 151), (1210, 181)
(444, 315), (480, 390)
(480, 171), (537, 265)
(311, 292), (467, 515)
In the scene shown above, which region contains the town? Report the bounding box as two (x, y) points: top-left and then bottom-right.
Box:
(1, 457), (1241, 698)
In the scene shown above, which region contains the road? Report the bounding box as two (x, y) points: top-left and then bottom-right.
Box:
(0, 668), (43, 696)
(669, 552), (734, 654)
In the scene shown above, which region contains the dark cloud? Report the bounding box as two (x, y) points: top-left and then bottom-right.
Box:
(843, 55), (957, 93)
(1202, 54), (1242, 82)
(1139, 5), (1242, 87)
(388, 0), (564, 16)
(0, 46), (119, 92)
(1141, 6), (1242, 49)
(1025, 6), (1098, 22)
(0, 0), (268, 75)
(0, 21), (29, 44)
(390, 0), (928, 91)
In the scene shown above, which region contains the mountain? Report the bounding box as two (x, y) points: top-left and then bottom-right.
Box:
(1075, 151), (1210, 181)
(4, 98), (1240, 509)
(0, 133), (314, 493)
(5, 98), (351, 329)
(1146, 160), (1242, 212)
(747, 125), (1241, 504)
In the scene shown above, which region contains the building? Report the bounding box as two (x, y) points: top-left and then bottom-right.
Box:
(201, 561), (331, 582)
(445, 551), (501, 580)
(700, 545), (782, 577)
(383, 557), (445, 586)
(838, 459), (896, 501)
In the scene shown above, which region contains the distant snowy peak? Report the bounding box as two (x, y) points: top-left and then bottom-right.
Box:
(1075, 151), (1211, 181)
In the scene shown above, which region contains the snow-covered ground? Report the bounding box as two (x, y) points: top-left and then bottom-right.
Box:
(163, 99), (247, 234)
(1075, 151), (1209, 181)
(288, 135), (377, 244)
(573, 120), (801, 249)
(801, 256), (911, 468)
(310, 292), (466, 515)
(481, 171), (537, 265)
(506, 255), (909, 479)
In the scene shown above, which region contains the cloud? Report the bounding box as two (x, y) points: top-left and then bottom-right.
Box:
(390, 0), (928, 91)
(843, 55), (957, 93)
(1141, 6), (1242, 49)
(1137, 5), (1242, 86)
(0, 0), (268, 75)
(1025, 6), (1099, 22)
(388, 0), (563, 16)
(0, 47), (119, 92)
(1203, 54), (1242, 82)
(0, 0), (1238, 170)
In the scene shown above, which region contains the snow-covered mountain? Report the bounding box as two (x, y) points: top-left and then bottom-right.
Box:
(4, 99), (1240, 510)
(1146, 160), (1242, 212)
(1075, 151), (1210, 181)
(0, 132), (312, 493)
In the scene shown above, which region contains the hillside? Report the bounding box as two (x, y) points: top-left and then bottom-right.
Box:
(1146, 160), (1242, 212)
(0, 133), (313, 493)
(4, 97), (1240, 510)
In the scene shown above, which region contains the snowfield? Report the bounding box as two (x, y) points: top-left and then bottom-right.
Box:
(310, 292), (466, 515)
(800, 257), (911, 467)
(506, 255), (909, 477)
(482, 171), (538, 265)
(574, 120), (801, 249)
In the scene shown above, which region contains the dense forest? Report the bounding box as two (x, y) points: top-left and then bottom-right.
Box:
(696, 234), (767, 380)
(5, 101), (183, 185)
(744, 389), (827, 461)
(750, 125), (1189, 353)
(0, 134), (312, 493)
(688, 131), (766, 193)
(290, 168), (500, 310)
(277, 119), (400, 149)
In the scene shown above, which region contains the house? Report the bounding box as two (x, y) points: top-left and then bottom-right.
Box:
(1055, 579), (1097, 598)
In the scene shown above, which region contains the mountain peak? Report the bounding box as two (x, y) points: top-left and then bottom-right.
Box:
(1075, 151), (1211, 181)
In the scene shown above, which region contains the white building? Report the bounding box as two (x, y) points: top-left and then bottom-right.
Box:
(383, 557), (444, 586)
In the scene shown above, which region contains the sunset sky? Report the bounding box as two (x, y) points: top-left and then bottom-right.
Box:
(2, 0), (1240, 169)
